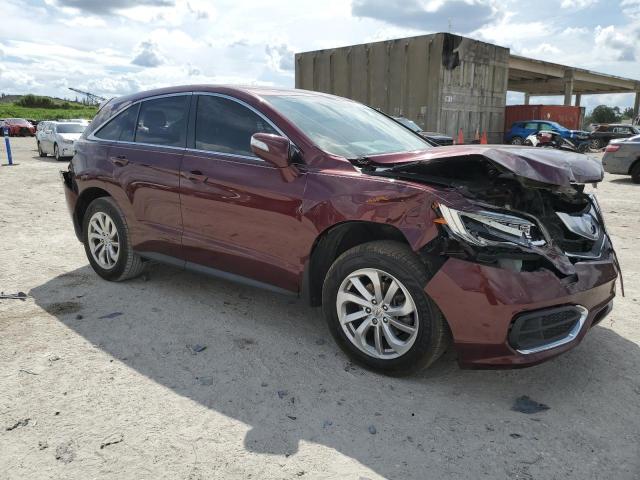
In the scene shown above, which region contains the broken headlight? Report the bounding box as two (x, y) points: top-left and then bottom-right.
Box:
(437, 204), (546, 248)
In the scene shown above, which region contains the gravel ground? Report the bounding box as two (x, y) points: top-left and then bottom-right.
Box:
(1, 137), (639, 479)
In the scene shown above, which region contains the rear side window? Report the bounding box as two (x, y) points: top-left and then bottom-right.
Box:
(135, 96), (188, 147)
(194, 95), (277, 157)
(94, 104), (139, 142)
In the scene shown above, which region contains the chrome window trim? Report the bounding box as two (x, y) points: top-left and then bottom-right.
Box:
(86, 91), (289, 160)
(87, 92), (192, 144)
(516, 305), (588, 355)
(184, 147), (270, 164)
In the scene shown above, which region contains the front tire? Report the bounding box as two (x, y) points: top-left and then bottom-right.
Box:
(83, 197), (145, 281)
(322, 241), (450, 375)
(54, 144), (62, 161)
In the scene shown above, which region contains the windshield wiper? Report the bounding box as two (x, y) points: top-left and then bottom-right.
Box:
(346, 156), (372, 168)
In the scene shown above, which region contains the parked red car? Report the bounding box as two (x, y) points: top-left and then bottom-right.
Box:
(3, 118), (36, 136)
(61, 86), (618, 374)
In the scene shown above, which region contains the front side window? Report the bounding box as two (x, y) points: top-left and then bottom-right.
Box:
(524, 122), (539, 130)
(195, 95), (277, 156)
(135, 96), (189, 147)
(265, 94), (431, 158)
(94, 104), (139, 142)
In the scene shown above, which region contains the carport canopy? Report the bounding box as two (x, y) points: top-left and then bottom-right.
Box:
(508, 54), (640, 115)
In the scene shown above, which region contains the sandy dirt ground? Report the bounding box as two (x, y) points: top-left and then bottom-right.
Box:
(0, 136), (639, 479)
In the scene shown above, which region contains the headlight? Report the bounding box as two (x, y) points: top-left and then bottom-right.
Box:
(437, 204), (546, 248)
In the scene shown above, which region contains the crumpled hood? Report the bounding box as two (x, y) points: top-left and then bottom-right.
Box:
(59, 133), (82, 142)
(370, 145), (604, 186)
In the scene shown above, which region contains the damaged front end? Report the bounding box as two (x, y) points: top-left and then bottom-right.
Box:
(364, 146), (621, 367)
(368, 148), (620, 283)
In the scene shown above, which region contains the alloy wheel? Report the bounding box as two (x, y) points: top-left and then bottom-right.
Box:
(336, 268), (419, 360)
(88, 211), (120, 269)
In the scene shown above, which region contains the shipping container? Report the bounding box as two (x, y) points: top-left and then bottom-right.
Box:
(295, 33), (510, 144)
(504, 105), (585, 131)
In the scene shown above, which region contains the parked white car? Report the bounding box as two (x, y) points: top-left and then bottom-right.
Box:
(36, 121), (86, 160)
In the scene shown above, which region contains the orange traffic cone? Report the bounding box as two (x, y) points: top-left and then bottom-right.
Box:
(457, 128), (464, 145)
(480, 130), (488, 144)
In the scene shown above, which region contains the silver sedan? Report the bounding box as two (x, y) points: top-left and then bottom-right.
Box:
(602, 134), (640, 183)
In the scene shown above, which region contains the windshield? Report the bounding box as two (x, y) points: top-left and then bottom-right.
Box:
(266, 94), (431, 158)
(629, 134), (640, 142)
(56, 123), (85, 133)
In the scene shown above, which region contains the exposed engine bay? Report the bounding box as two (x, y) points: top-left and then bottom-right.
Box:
(367, 154), (621, 283)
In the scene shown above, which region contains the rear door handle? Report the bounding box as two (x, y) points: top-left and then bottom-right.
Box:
(186, 170), (207, 182)
(110, 155), (129, 167)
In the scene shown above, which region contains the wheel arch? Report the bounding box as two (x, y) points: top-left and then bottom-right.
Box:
(75, 187), (112, 240)
(302, 221), (411, 307)
(628, 157), (640, 176)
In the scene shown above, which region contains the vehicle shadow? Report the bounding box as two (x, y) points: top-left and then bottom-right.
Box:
(610, 177), (638, 185)
(30, 263), (640, 479)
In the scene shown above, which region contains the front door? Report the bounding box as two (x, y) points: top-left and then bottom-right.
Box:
(179, 94), (309, 292)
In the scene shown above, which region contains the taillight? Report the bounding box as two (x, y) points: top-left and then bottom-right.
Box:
(605, 145), (620, 152)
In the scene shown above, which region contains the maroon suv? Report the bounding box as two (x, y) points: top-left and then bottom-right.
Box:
(62, 86), (618, 374)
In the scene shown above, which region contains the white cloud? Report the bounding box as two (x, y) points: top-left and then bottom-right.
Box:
(132, 40), (166, 68)
(560, 0), (598, 8)
(265, 44), (295, 72)
(594, 25), (636, 61)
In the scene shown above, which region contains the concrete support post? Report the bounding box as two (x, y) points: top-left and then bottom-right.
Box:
(634, 91), (640, 120)
(563, 70), (574, 106)
(575, 93), (581, 107)
(524, 93), (530, 105)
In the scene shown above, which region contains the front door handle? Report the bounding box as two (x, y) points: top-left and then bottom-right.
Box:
(110, 155), (129, 167)
(186, 170), (207, 182)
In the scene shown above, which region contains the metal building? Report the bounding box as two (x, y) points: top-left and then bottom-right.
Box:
(295, 33), (640, 143)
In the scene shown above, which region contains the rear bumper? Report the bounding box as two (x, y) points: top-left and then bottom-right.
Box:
(602, 153), (631, 175)
(425, 257), (617, 368)
(61, 171), (82, 241)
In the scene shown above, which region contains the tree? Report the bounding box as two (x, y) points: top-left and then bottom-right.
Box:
(622, 107), (635, 119)
(590, 105), (619, 124)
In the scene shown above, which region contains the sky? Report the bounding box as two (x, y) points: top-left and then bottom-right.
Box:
(0, 0), (639, 113)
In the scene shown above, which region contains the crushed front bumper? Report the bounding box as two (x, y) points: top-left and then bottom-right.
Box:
(425, 256), (617, 368)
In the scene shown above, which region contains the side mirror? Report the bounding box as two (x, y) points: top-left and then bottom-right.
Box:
(250, 133), (291, 168)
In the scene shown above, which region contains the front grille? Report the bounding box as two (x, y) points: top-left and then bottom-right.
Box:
(509, 306), (585, 352)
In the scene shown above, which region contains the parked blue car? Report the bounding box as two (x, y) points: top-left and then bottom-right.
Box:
(504, 120), (589, 145)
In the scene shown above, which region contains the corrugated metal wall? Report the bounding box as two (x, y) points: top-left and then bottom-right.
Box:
(295, 33), (510, 144)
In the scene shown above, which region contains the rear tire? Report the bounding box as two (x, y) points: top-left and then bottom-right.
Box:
(590, 138), (604, 150)
(322, 241), (450, 375)
(631, 162), (640, 184)
(510, 136), (524, 145)
(82, 197), (145, 282)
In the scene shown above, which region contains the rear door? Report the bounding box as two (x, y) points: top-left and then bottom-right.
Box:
(179, 93), (308, 292)
(92, 94), (190, 258)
